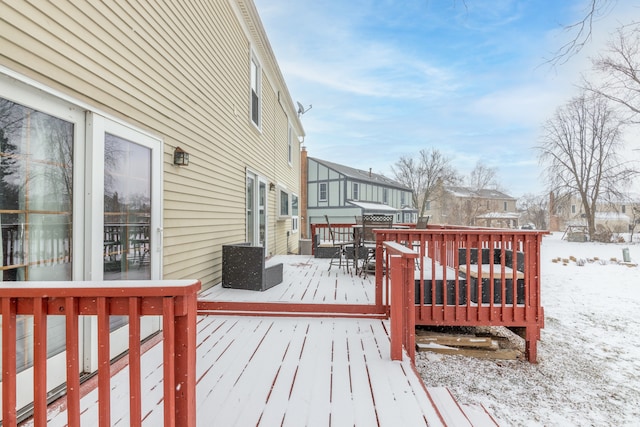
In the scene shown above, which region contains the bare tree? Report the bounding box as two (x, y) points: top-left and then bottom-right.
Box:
(391, 148), (459, 218)
(587, 26), (640, 124)
(548, 0), (618, 66)
(517, 193), (548, 230)
(467, 161), (498, 190)
(538, 92), (636, 238)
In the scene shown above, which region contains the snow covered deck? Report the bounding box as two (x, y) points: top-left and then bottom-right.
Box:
(39, 317), (495, 426)
(18, 256), (497, 426)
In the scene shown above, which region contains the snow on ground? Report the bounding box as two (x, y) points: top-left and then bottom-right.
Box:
(416, 233), (640, 426)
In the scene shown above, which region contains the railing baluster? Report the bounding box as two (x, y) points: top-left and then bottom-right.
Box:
(97, 297), (111, 427)
(33, 297), (48, 427)
(65, 297), (81, 427)
(129, 297), (142, 427)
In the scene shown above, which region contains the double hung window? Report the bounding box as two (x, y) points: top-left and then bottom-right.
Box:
(250, 56), (260, 127)
(319, 182), (327, 202)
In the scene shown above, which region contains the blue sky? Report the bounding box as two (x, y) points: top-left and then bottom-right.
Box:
(253, 0), (640, 197)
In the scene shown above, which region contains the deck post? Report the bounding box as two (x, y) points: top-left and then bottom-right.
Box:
(390, 255), (403, 361)
(385, 242), (418, 362)
(174, 293), (198, 427)
(1, 298), (17, 427)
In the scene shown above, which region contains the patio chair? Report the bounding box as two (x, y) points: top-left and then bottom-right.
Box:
(360, 214), (394, 276)
(413, 216), (430, 268)
(319, 215), (355, 272)
(416, 216), (430, 229)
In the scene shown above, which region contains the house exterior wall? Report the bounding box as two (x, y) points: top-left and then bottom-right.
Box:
(553, 195), (638, 233)
(425, 186), (518, 227)
(0, 0), (303, 289)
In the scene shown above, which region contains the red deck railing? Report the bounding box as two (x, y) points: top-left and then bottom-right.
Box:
(310, 222), (545, 362)
(377, 226), (545, 362)
(0, 279), (201, 427)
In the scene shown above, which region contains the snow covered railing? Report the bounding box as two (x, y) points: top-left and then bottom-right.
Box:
(0, 279), (201, 427)
(384, 241), (418, 362)
(376, 227), (545, 363)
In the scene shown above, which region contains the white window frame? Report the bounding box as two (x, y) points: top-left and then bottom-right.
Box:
(0, 72), (86, 411)
(382, 188), (388, 204)
(278, 186), (290, 219)
(85, 112), (163, 369)
(250, 53), (261, 128)
(353, 182), (359, 200)
(319, 182), (328, 202)
(246, 170), (268, 248)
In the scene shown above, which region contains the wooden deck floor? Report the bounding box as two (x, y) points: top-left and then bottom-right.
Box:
(35, 256), (498, 426)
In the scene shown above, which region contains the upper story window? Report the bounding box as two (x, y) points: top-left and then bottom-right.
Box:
(250, 55), (260, 127)
(353, 183), (359, 200)
(319, 182), (327, 201)
(503, 201), (508, 211)
(401, 191), (405, 206)
(383, 188), (388, 204)
(622, 205), (626, 214)
(288, 124), (293, 165)
(571, 204), (576, 214)
(426, 200), (431, 210)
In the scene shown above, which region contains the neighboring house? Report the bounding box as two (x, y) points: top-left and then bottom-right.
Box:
(300, 152), (415, 235)
(425, 185), (518, 228)
(1, 0), (302, 413)
(550, 193), (640, 233)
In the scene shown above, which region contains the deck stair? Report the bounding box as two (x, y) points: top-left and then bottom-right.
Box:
(427, 387), (499, 427)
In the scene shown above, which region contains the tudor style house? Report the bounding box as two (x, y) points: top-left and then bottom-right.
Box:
(300, 151), (415, 235)
(1, 0), (302, 414)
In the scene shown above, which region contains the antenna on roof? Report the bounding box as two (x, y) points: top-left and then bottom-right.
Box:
(297, 101), (312, 117)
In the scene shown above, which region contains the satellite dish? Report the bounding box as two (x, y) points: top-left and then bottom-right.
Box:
(296, 101), (312, 117)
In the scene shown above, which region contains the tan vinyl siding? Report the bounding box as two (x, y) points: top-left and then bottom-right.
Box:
(1, 0), (302, 288)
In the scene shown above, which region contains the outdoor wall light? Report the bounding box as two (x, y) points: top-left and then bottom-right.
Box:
(173, 146), (189, 166)
(269, 182), (276, 191)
